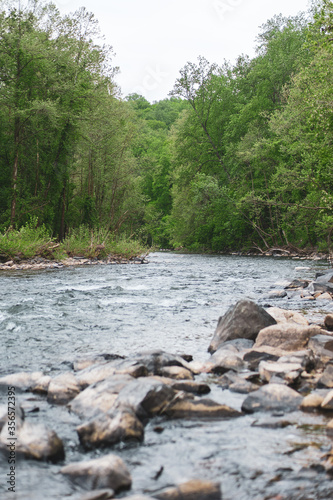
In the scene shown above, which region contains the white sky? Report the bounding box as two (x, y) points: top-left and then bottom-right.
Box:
(53, 0), (311, 102)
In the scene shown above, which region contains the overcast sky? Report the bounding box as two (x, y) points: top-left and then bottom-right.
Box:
(53, 0), (311, 102)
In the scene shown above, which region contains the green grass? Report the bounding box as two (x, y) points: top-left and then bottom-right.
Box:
(0, 222), (148, 262)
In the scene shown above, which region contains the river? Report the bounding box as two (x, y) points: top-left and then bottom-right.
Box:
(1, 252), (333, 499)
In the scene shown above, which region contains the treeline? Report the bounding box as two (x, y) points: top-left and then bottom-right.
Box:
(1, 0), (333, 254)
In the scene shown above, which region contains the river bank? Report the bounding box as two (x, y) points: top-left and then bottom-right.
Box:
(1, 254), (333, 500)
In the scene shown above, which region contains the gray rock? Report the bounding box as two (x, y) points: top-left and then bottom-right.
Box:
(218, 371), (260, 393)
(130, 350), (193, 375)
(115, 377), (176, 418)
(154, 479), (221, 500)
(208, 348), (245, 374)
(161, 394), (242, 419)
(241, 383), (303, 413)
(321, 390), (333, 410)
(158, 366), (194, 380)
(243, 350), (279, 371)
(0, 371), (44, 390)
(259, 360), (303, 383)
(76, 408), (144, 448)
(60, 454), (131, 492)
(254, 324), (321, 351)
(76, 360), (147, 389)
(75, 490), (115, 500)
(324, 314), (333, 331)
(308, 334), (333, 365)
(318, 365), (333, 388)
(0, 421), (64, 462)
(69, 374), (133, 419)
(265, 307), (308, 326)
(313, 271), (333, 293)
(208, 300), (276, 354)
(47, 372), (80, 404)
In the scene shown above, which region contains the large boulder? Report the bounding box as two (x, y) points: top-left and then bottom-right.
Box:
(254, 324), (321, 352)
(76, 408), (144, 449)
(0, 421), (64, 462)
(265, 307), (308, 326)
(208, 300), (277, 354)
(60, 454), (131, 492)
(47, 372), (80, 404)
(68, 374), (133, 419)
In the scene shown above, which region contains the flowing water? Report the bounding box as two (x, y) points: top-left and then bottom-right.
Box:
(1, 252), (333, 499)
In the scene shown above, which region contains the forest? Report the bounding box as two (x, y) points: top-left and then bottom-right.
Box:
(1, 0), (333, 256)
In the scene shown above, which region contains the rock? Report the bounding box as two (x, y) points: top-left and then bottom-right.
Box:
(76, 408), (144, 449)
(0, 421), (64, 462)
(69, 375), (133, 419)
(241, 384), (303, 413)
(115, 377), (176, 419)
(208, 348), (245, 374)
(308, 334), (333, 365)
(76, 490), (115, 500)
(300, 393), (325, 411)
(254, 324), (321, 352)
(0, 371), (44, 390)
(47, 372), (80, 404)
(158, 366), (194, 380)
(267, 290), (287, 298)
(75, 360), (147, 389)
(73, 353), (125, 371)
(30, 375), (52, 394)
(285, 279), (310, 289)
(317, 292), (333, 300)
(327, 419), (333, 433)
(130, 350), (194, 375)
(60, 454), (132, 492)
(321, 390), (333, 410)
(170, 380), (211, 395)
(0, 403), (24, 432)
(162, 394), (242, 419)
(324, 314), (333, 331)
(312, 271), (333, 294)
(208, 300), (276, 353)
(243, 350), (279, 371)
(265, 307), (308, 326)
(258, 360), (303, 383)
(154, 479), (221, 500)
(318, 365), (333, 388)
(218, 371), (260, 393)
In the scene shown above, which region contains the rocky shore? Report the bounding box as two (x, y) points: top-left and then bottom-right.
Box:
(1, 268), (333, 499)
(0, 254), (149, 271)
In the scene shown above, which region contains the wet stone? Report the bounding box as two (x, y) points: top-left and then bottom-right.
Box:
(258, 360), (303, 384)
(241, 383), (303, 413)
(115, 377), (177, 419)
(73, 353), (125, 372)
(76, 490), (115, 500)
(0, 421), (64, 462)
(162, 394), (243, 419)
(157, 365), (194, 380)
(321, 390), (333, 410)
(154, 479), (221, 500)
(317, 365), (333, 388)
(60, 454), (132, 492)
(47, 372), (80, 404)
(208, 348), (245, 374)
(265, 307), (308, 326)
(254, 324), (322, 352)
(68, 374), (133, 419)
(308, 334), (333, 366)
(75, 360), (147, 389)
(130, 350), (193, 375)
(243, 350), (279, 371)
(300, 392), (326, 411)
(76, 408), (144, 449)
(208, 300), (276, 353)
(0, 371), (44, 391)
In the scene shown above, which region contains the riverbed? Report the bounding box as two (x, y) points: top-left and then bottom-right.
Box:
(1, 253), (333, 499)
